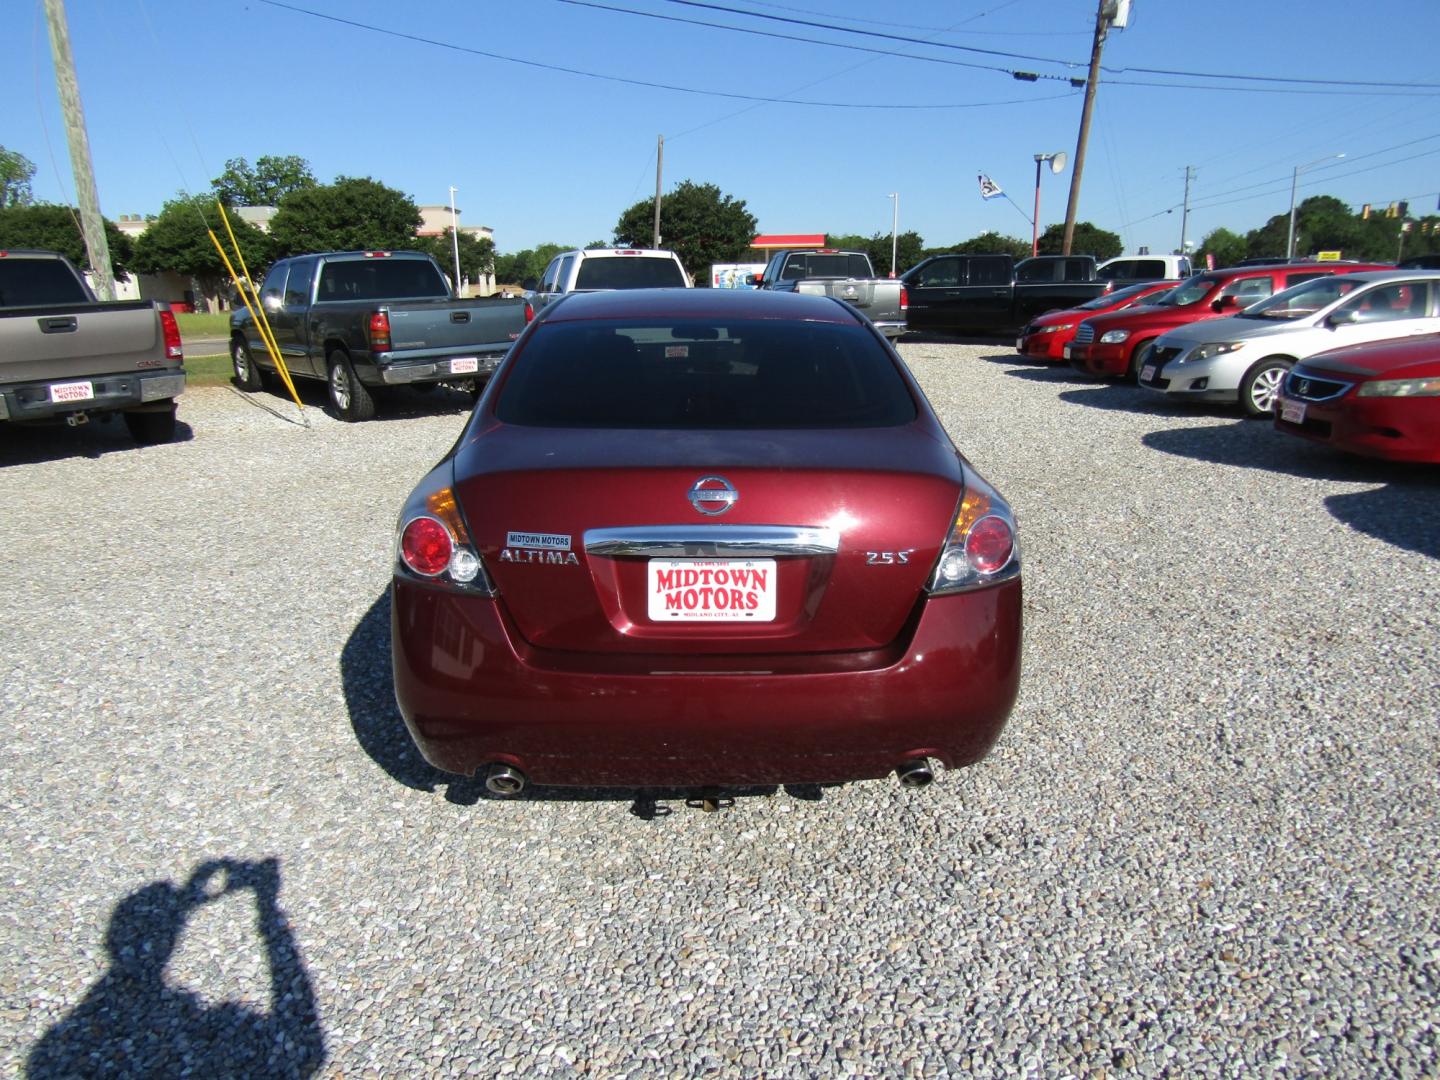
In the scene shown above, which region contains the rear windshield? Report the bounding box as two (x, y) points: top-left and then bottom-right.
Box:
(0, 258), (90, 307)
(574, 256), (687, 290)
(496, 318), (917, 429)
(779, 254), (872, 280)
(316, 258), (448, 301)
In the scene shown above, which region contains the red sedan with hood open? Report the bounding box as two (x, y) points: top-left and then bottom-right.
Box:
(391, 289), (1022, 795)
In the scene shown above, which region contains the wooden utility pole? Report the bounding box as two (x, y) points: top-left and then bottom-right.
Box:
(1061, 0), (1111, 256)
(1179, 166), (1194, 255)
(652, 135), (664, 249)
(44, 0), (115, 300)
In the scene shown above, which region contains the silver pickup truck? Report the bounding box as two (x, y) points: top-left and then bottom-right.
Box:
(753, 249), (907, 339)
(230, 251), (532, 421)
(0, 249), (186, 444)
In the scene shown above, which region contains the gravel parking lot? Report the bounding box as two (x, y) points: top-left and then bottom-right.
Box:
(2, 342), (1437, 1078)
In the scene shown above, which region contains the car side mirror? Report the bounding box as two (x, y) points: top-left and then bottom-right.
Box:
(1327, 308), (1358, 327)
(749, 273), (764, 286)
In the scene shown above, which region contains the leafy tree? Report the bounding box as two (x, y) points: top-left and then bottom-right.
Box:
(1038, 221), (1121, 260)
(404, 231), (497, 288)
(494, 243), (570, 287)
(212, 155), (317, 206)
(928, 232), (1030, 259)
(1245, 196), (1362, 261)
(130, 195), (271, 310)
(1198, 227), (1247, 270)
(613, 180), (757, 282)
(584, 239), (611, 250)
(826, 230), (925, 276)
(0, 203), (132, 277)
(268, 176), (422, 257)
(1, 145), (36, 208)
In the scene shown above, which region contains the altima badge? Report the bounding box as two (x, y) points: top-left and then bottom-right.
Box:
(688, 476), (738, 516)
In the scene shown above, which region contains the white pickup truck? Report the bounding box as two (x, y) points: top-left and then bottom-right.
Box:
(0, 250), (185, 443)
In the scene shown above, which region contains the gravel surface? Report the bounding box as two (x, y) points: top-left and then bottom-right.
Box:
(2, 347), (1437, 1079)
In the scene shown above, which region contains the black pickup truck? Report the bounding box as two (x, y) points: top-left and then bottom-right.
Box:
(230, 251), (531, 420)
(901, 254), (1110, 336)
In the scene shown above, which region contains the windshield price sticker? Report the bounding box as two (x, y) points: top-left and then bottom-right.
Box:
(648, 559), (776, 622)
(49, 380), (95, 404)
(450, 357), (479, 374)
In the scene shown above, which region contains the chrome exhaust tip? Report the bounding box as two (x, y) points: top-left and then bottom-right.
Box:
(896, 758), (935, 789)
(484, 763), (527, 796)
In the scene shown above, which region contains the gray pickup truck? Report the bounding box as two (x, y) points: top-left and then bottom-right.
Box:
(229, 251), (532, 421)
(753, 249), (907, 339)
(0, 249), (186, 444)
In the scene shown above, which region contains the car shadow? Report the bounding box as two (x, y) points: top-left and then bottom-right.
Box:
(239, 377), (480, 424)
(1142, 421), (1440, 559)
(0, 417), (196, 467)
(339, 589), (813, 816)
(25, 856), (326, 1079)
(1057, 383), (1239, 418)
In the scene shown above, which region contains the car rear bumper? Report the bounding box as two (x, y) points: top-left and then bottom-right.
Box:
(1275, 390), (1440, 463)
(375, 353), (506, 386)
(0, 370), (184, 422)
(872, 320), (907, 340)
(391, 578), (1022, 787)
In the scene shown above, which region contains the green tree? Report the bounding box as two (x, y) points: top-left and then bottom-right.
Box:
(613, 180), (757, 282)
(1198, 227), (1247, 270)
(1, 145), (36, 208)
(928, 232), (1030, 259)
(405, 232), (497, 289)
(826, 230), (925, 276)
(212, 155), (317, 206)
(584, 239), (611, 250)
(494, 243), (570, 288)
(0, 203), (132, 278)
(1038, 221), (1121, 260)
(130, 195), (271, 310)
(268, 176), (422, 257)
(1245, 195), (1361, 261)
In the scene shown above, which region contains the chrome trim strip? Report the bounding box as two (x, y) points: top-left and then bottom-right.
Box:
(584, 525), (840, 558)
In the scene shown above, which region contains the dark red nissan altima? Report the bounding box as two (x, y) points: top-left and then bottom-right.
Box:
(391, 288), (1022, 794)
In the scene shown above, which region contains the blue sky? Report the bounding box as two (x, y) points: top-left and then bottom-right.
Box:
(9, 0), (1439, 261)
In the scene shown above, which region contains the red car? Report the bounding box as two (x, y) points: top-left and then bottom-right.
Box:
(1274, 333), (1440, 463)
(1015, 280), (1176, 362)
(391, 289), (1022, 794)
(1068, 262), (1391, 380)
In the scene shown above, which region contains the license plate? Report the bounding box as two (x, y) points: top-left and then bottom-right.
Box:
(1065, 344), (1077, 359)
(1015, 337), (1024, 350)
(450, 357), (479, 374)
(1140, 364), (1156, 383)
(49, 380), (94, 403)
(1280, 400), (1306, 425)
(648, 559), (776, 622)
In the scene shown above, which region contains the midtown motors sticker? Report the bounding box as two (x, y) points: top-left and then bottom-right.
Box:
(506, 531), (570, 550)
(500, 530), (579, 565)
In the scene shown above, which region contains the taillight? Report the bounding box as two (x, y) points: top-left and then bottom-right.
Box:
(523, 299), (534, 323)
(159, 308), (183, 360)
(926, 480), (1020, 595)
(395, 487), (494, 593)
(369, 311), (391, 349)
(899, 285), (908, 311)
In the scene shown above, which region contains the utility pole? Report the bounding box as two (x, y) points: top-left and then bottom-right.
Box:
(1061, 0), (1117, 256)
(652, 135), (664, 249)
(1179, 166), (1194, 255)
(448, 186), (462, 296)
(44, 0), (115, 300)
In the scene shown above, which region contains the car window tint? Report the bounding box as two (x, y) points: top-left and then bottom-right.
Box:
(968, 257), (1011, 286)
(914, 258), (959, 288)
(495, 319), (918, 429)
(317, 259), (447, 301)
(575, 257), (688, 289)
(540, 258), (561, 293)
(1063, 259), (1091, 282)
(0, 258), (92, 305)
(1015, 261), (1054, 283)
(1340, 282), (1425, 322)
(283, 259), (313, 307)
(1220, 276), (1273, 301)
(261, 264), (288, 306)
(556, 255), (575, 291)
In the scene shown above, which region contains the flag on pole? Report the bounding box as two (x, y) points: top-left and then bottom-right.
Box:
(978, 174), (1003, 200)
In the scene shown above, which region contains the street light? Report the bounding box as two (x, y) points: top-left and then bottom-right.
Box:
(887, 192), (899, 277)
(1286, 153), (1344, 260)
(1032, 152), (1067, 256)
(448, 185), (462, 296)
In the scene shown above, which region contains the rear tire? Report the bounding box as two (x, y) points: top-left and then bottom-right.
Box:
(1128, 339), (1156, 383)
(231, 338), (263, 391)
(1240, 357), (1290, 417)
(124, 406), (177, 445)
(327, 352), (376, 422)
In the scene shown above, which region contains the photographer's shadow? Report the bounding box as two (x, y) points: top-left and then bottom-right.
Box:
(27, 857), (325, 1079)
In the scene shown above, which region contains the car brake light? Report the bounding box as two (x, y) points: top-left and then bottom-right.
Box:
(926, 483), (1020, 595)
(369, 311), (391, 349)
(395, 488), (495, 592)
(159, 308), (183, 360)
(899, 285), (908, 311)
(363, 251), (392, 258)
(965, 516), (1014, 574)
(400, 517), (452, 576)
(523, 299), (534, 323)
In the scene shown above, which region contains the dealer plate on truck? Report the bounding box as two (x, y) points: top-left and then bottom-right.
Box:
(449, 357), (479, 374)
(49, 380), (94, 404)
(648, 559), (776, 622)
